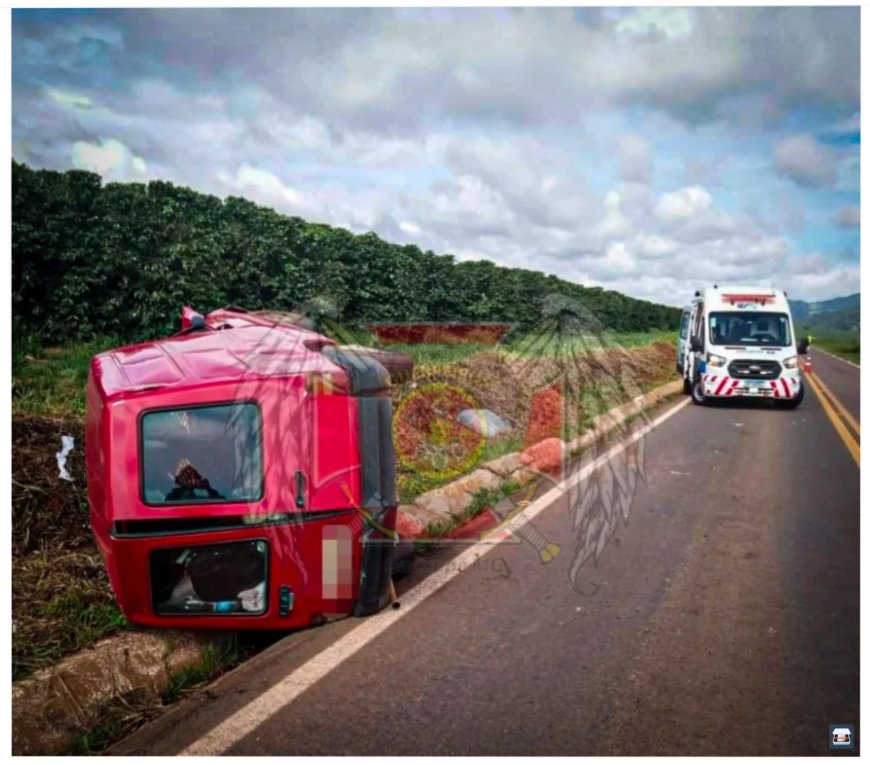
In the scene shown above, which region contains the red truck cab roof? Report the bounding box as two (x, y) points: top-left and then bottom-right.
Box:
(91, 308), (346, 400)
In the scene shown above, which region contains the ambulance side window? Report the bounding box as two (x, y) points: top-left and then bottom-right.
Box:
(692, 304), (704, 346)
(140, 402), (264, 505)
(679, 312), (690, 339)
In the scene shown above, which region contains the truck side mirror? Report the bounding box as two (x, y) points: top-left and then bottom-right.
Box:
(690, 336), (703, 353)
(797, 337), (809, 355)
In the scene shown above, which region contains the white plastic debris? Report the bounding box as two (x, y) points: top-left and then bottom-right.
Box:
(457, 409), (512, 438)
(56, 435), (75, 481)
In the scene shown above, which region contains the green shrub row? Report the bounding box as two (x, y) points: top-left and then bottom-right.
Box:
(12, 161), (680, 345)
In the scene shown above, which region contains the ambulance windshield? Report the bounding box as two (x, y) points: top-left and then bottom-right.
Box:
(141, 403), (263, 505)
(709, 312), (791, 347)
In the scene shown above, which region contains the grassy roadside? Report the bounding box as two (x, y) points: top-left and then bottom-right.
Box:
(13, 336), (119, 417)
(392, 334), (678, 504)
(383, 329), (675, 365)
(811, 335), (860, 365)
(60, 634), (249, 755)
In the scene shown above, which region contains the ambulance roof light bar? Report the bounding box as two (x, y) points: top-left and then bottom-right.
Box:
(721, 292), (776, 305)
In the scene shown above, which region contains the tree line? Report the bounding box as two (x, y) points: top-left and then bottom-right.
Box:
(12, 161), (681, 345)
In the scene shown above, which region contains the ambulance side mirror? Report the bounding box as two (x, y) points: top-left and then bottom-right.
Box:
(690, 336), (703, 353)
(797, 337), (809, 355)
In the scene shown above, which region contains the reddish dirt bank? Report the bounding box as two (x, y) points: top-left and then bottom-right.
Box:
(12, 416), (119, 680)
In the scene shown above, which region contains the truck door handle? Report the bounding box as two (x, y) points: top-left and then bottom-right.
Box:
(295, 471), (306, 508)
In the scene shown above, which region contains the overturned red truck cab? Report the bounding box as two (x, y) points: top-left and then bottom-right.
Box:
(85, 307), (397, 630)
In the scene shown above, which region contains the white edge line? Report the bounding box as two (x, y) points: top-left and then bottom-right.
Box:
(813, 347), (860, 370)
(180, 396), (693, 756)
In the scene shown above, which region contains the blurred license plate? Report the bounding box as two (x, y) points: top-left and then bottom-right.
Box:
(745, 380), (766, 388)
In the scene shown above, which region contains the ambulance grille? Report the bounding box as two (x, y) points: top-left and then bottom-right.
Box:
(727, 359), (782, 380)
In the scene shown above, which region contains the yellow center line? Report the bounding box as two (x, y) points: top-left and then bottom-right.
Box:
(808, 369), (860, 439)
(802, 370), (860, 467)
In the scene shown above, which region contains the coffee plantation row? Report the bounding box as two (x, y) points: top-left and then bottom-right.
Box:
(13, 161), (680, 345)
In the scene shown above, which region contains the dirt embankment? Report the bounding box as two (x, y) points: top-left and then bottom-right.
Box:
(12, 416), (120, 681)
(393, 341), (677, 440)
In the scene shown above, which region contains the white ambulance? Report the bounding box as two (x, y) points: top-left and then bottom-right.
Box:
(679, 286), (808, 408)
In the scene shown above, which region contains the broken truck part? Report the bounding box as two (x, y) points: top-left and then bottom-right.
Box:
(85, 306), (398, 629)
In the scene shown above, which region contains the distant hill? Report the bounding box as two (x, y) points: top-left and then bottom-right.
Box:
(790, 293), (860, 334)
(789, 293), (859, 319)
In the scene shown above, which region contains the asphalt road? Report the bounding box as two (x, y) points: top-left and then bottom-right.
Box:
(114, 363), (859, 757)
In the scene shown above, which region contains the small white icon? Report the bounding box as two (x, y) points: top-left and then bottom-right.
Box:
(832, 728), (852, 746)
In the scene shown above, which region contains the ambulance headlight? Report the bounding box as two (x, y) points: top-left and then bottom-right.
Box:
(707, 353), (727, 367)
(783, 355), (798, 369)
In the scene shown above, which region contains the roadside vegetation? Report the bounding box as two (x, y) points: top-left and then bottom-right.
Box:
(11, 410), (122, 680)
(62, 634), (248, 755)
(792, 296), (860, 364)
(809, 333), (860, 364)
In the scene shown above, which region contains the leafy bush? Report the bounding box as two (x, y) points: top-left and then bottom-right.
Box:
(13, 161), (680, 345)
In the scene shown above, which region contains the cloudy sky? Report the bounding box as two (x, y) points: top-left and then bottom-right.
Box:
(12, 7), (860, 306)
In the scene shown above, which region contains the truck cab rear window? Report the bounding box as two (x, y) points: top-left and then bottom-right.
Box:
(141, 403), (263, 505)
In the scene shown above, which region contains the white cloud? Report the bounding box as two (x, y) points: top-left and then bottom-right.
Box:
(614, 8), (694, 40)
(637, 234), (678, 257)
(596, 190), (633, 239)
(655, 186), (713, 221)
(71, 138), (147, 178)
(618, 135), (652, 184)
(217, 164), (306, 212)
(46, 87), (92, 110)
(773, 134), (838, 188)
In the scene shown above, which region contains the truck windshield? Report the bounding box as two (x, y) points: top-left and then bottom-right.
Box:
(141, 403), (263, 505)
(709, 312), (791, 347)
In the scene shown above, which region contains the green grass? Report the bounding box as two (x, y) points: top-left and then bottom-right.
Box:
(501, 329), (675, 357)
(397, 434), (524, 504)
(160, 635), (246, 705)
(13, 550), (130, 682)
(793, 321), (860, 365)
(382, 341), (492, 365)
(811, 335), (860, 364)
(12, 335), (121, 417)
(385, 329), (676, 365)
(423, 478), (522, 539)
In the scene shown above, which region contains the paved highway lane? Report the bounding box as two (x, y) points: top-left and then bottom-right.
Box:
(114, 376), (859, 757)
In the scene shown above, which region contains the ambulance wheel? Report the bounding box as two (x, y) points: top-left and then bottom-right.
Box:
(683, 376), (691, 395)
(691, 379), (707, 405)
(775, 385), (805, 410)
